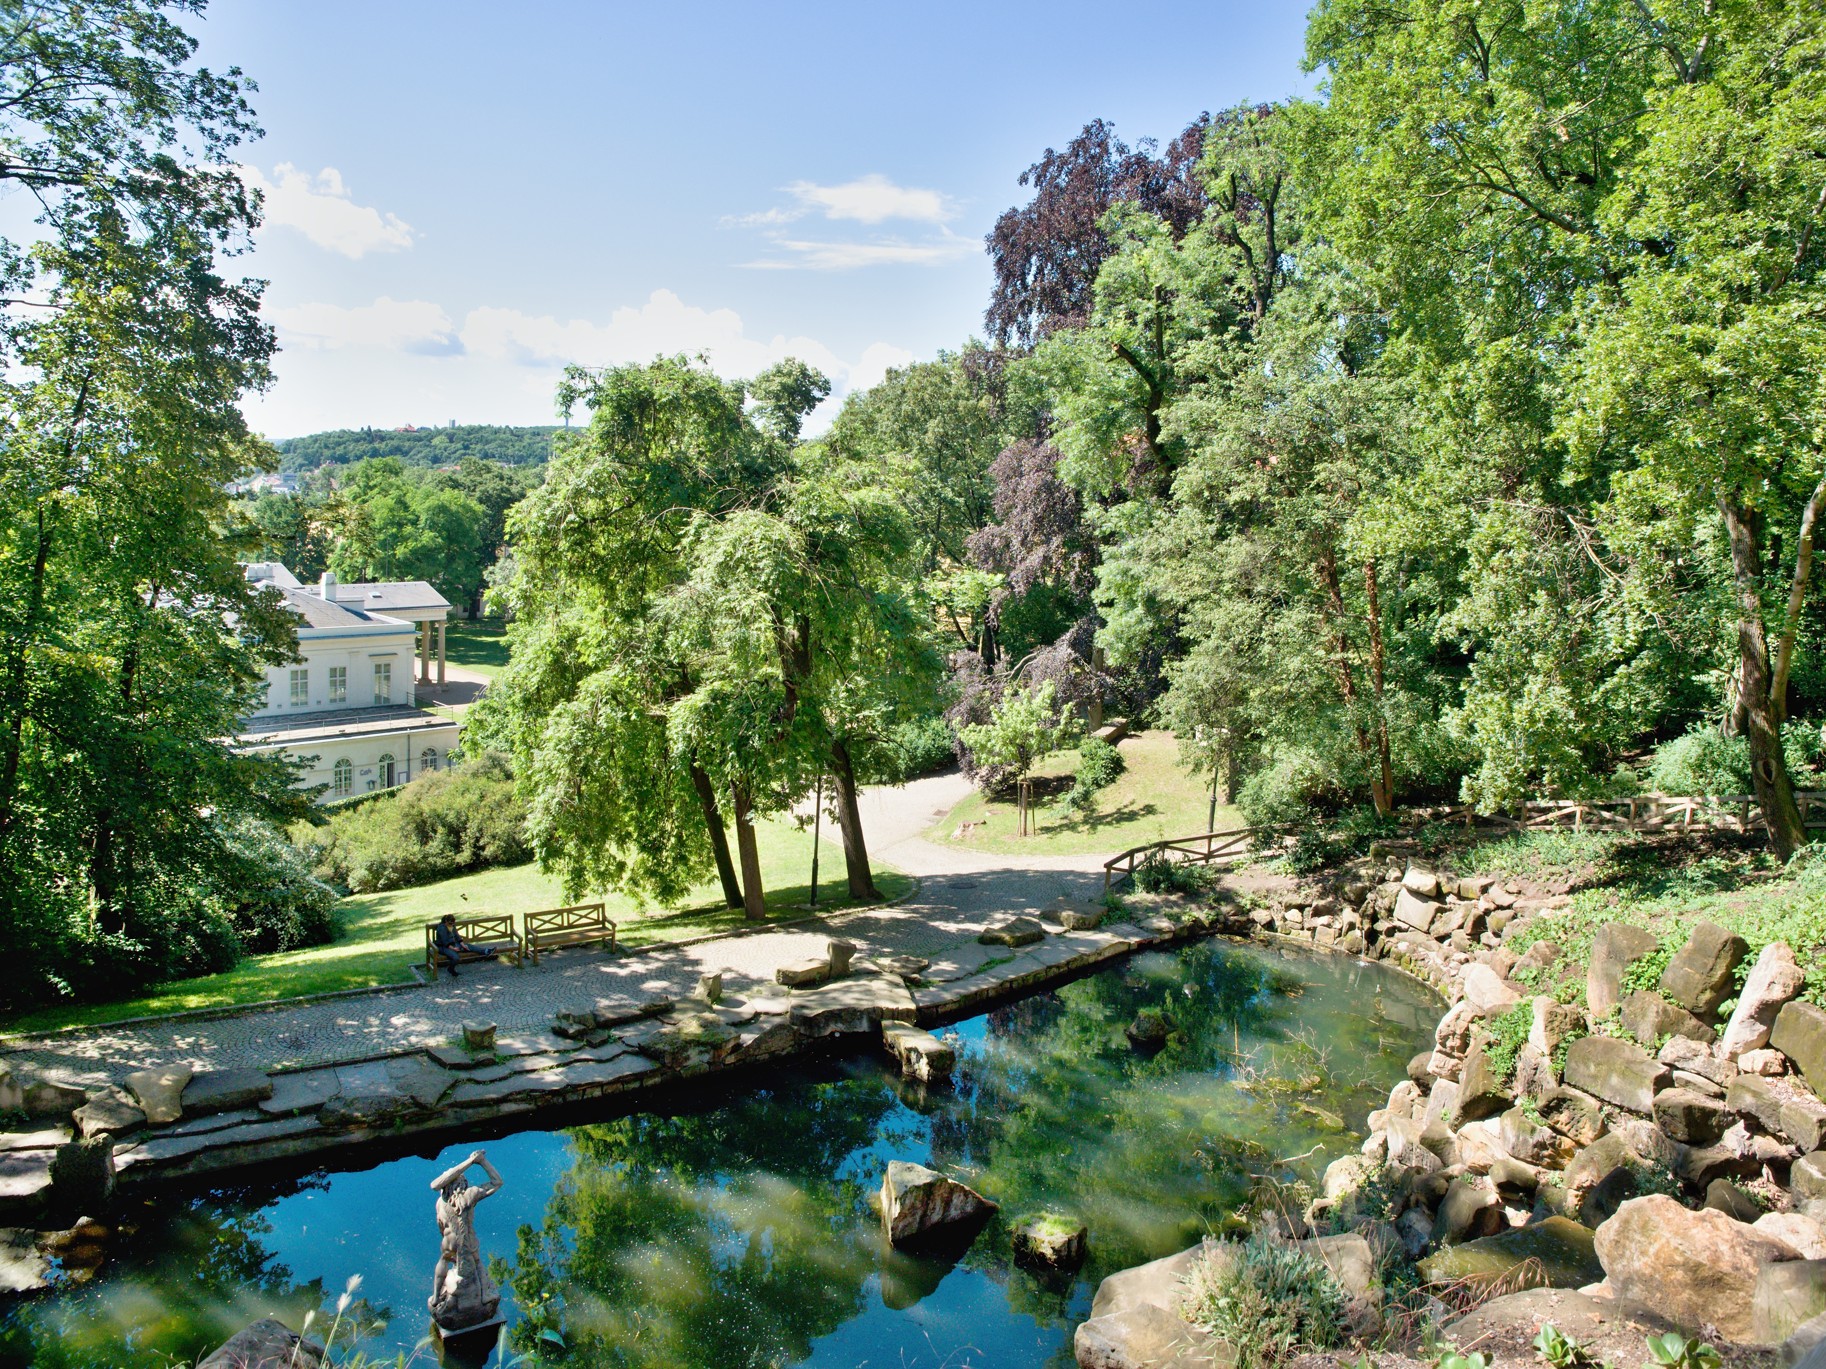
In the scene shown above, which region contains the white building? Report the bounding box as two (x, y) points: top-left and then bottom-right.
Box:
(236, 564), (464, 801)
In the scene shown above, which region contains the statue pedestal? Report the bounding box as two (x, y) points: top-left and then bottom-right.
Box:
(430, 1313), (503, 1366)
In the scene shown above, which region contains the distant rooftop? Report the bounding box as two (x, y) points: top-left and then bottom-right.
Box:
(243, 564), (451, 625)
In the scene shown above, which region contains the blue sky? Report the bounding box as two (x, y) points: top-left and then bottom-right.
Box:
(196, 2), (1316, 439)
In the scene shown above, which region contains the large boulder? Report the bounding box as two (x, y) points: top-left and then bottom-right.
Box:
(1434, 1175), (1503, 1245)
(1659, 923), (1750, 1019)
(1723, 943), (1805, 1060)
(879, 1161), (996, 1248)
(1418, 1217), (1602, 1290)
(1452, 1046), (1514, 1126)
(1463, 964), (1522, 1016)
(1563, 1036), (1668, 1114)
(1651, 1087), (1728, 1146)
(1014, 1214), (1087, 1272)
(181, 1070), (273, 1115)
(1499, 1106), (1575, 1167)
(1539, 1086), (1607, 1147)
(1589, 924), (1659, 1019)
(1619, 991), (1714, 1047)
(124, 1066), (191, 1125)
(1529, 998), (1585, 1062)
(1775, 1002), (1826, 1097)
(1593, 1193), (1799, 1342)
(198, 1319), (325, 1369)
(1394, 887), (1442, 934)
(1076, 1241), (1231, 1369)
(1754, 1260), (1826, 1346)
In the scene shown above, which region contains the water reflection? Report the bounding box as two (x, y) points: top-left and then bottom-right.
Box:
(0, 940), (1437, 1369)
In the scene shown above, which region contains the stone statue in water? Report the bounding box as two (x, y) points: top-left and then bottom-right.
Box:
(427, 1149), (503, 1331)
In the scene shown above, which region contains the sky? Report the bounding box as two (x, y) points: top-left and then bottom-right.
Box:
(192, 2), (1318, 440)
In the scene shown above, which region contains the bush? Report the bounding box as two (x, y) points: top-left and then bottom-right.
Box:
(1236, 750), (1338, 827)
(301, 751), (530, 894)
(1647, 720), (1822, 796)
(875, 715), (956, 783)
(1182, 1234), (1350, 1369)
(1132, 848), (1213, 895)
(1059, 736), (1125, 814)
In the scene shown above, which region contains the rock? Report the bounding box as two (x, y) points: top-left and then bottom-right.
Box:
(1620, 991), (1715, 1046)
(1660, 922), (1750, 1019)
(1073, 1303), (1229, 1369)
(1741, 1047), (1789, 1076)
(1385, 1080), (1423, 1121)
(1423, 1079), (1461, 1133)
(979, 917), (1044, 948)
(197, 1318), (325, 1369)
(47, 1138), (113, 1220)
(1787, 1095), (1826, 1153)
(827, 939), (857, 977)
(181, 1070), (273, 1115)
(1434, 1000), (1483, 1056)
(694, 972), (723, 1004)
(1530, 998), (1584, 1061)
(776, 958), (830, 988)
(1322, 1154), (1377, 1204)
(123, 1066), (191, 1125)
(1403, 867), (1442, 897)
(1464, 964), (1523, 1015)
(1757, 1212), (1826, 1260)
(461, 1022), (496, 1052)
(1658, 1035), (1737, 1086)
(1394, 888), (1441, 934)
(1301, 1232), (1377, 1300)
(1125, 1010), (1171, 1051)
(881, 1022), (955, 1084)
(1385, 1115), (1443, 1178)
(72, 1092), (143, 1141)
(18, 1077), (84, 1122)
(1563, 1036), (1669, 1114)
(1418, 1217), (1602, 1289)
(0, 1151), (52, 1224)
(1512, 1044), (1558, 1101)
(1013, 1214), (1087, 1271)
(1501, 1106), (1575, 1166)
(1756, 1260), (1826, 1346)
(1518, 940), (1562, 975)
(1593, 1193), (1798, 1342)
(1539, 1086), (1607, 1147)
(1703, 1177), (1764, 1223)
(1777, 1002), (1826, 1097)
(1407, 1051), (1434, 1087)
(1060, 907), (1104, 932)
(1452, 1045), (1514, 1125)
(1795, 1153), (1826, 1201)
(1723, 943), (1806, 1060)
(1730, 1074), (1786, 1132)
(1652, 1087), (1728, 1145)
(879, 1161), (996, 1248)
(1589, 924), (1659, 1019)
(1434, 1175), (1503, 1244)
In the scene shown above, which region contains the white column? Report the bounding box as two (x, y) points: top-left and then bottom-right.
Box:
(419, 620), (431, 683)
(437, 621), (447, 687)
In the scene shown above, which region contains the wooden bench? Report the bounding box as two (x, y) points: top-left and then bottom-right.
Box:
(423, 914), (521, 978)
(522, 902), (617, 963)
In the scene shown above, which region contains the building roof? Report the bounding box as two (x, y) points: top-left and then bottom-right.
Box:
(331, 581), (450, 615)
(244, 562), (302, 589)
(275, 585), (404, 631)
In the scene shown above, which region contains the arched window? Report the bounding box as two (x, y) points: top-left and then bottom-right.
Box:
(378, 752), (396, 788)
(422, 747), (439, 772)
(332, 757), (353, 797)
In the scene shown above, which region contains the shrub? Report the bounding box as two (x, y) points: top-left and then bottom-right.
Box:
(1646, 721), (1822, 796)
(1131, 848), (1213, 895)
(1182, 1234), (1350, 1369)
(1059, 736), (1126, 814)
(876, 715), (956, 783)
(302, 751), (530, 894)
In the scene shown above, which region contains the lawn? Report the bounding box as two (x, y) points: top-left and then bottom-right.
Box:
(3, 816), (909, 1035)
(441, 619), (511, 679)
(928, 729), (1242, 857)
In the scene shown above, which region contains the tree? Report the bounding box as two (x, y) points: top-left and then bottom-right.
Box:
(985, 115), (1211, 348)
(0, 0), (314, 1005)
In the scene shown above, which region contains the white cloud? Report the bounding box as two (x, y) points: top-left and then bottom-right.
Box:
(744, 231), (976, 272)
(847, 341), (918, 393)
(240, 163), (415, 258)
(460, 289), (845, 379)
(269, 296), (460, 354)
(785, 174), (956, 225)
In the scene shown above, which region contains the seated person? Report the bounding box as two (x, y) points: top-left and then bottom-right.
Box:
(432, 913), (499, 978)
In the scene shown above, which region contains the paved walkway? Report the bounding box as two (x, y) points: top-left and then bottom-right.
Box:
(5, 774), (1116, 1088)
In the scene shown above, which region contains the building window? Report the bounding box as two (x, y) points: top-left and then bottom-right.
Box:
(332, 757), (353, 797)
(289, 668), (309, 707)
(422, 748), (439, 772)
(373, 662), (392, 706)
(378, 752), (397, 787)
(328, 666), (347, 704)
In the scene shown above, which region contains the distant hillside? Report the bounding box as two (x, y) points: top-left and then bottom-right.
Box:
(272, 423), (566, 473)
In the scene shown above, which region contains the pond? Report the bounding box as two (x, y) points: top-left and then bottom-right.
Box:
(0, 938), (1439, 1369)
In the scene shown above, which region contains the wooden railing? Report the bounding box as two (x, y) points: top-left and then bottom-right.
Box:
(1101, 791), (1826, 891)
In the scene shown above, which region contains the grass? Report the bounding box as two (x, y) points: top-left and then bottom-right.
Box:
(2, 815), (910, 1036)
(441, 619), (511, 679)
(928, 729), (1241, 857)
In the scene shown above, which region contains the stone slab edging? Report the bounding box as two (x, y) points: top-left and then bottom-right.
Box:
(0, 876), (924, 1053)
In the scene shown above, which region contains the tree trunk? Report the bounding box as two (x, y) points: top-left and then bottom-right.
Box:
(1719, 491), (1808, 860)
(1318, 548), (1392, 817)
(690, 762), (743, 909)
(828, 738), (881, 901)
(1363, 560), (1396, 816)
(729, 781), (766, 919)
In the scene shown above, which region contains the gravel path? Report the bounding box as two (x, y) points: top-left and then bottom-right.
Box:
(5, 773), (1115, 1087)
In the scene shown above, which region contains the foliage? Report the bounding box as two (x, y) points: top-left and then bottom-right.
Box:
(1479, 1003), (1536, 1091)
(1182, 1234), (1350, 1369)
(1061, 735), (1126, 812)
(1533, 1325), (1599, 1369)
(1646, 723), (1823, 798)
(299, 754), (530, 894)
(272, 423), (563, 472)
(955, 680), (1083, 795)
(863, 715), (956, 784)
(1644, 1332), (1721, 1369)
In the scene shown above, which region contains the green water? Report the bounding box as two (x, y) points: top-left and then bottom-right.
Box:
(0, 939), (1438, 1369)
